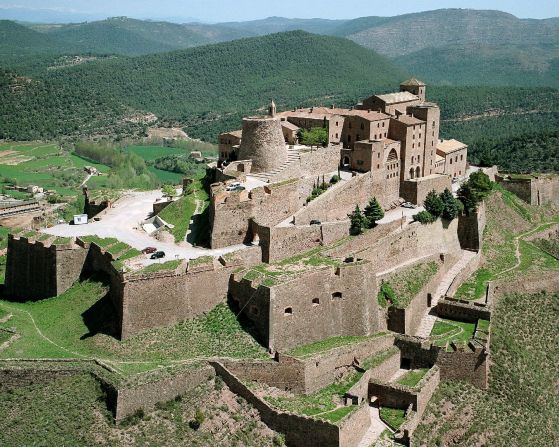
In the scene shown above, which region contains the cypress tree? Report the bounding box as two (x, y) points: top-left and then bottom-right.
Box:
(348, 205), (366, 235)
(364, 197), (384, 228)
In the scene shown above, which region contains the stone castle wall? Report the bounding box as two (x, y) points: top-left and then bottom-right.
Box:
(400, 174), (451, 205)
(292, 172), (395, 226)
(253, 220), (349, 263)
(436, 298), (491, 323)
(114, 365), (216, 421)
(4, 235), (88, 301)
(269, 263), (379, 352)
(210, 179), (300, 249)
(346, 219), (462, 273)
(298, 145), (341, 178)
(212, 361), (371, 447)
(457, 202), (486, 251)
(495, 175), (559, 206)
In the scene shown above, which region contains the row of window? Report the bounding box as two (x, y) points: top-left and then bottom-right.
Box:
(448, 154), (464, 165)
(283, 293), (343, 316)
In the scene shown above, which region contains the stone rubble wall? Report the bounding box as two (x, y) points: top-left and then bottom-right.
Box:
(400, 174), (451, 205)
(436, 298), (491, 322)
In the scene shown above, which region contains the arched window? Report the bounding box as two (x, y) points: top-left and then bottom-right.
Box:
(284, 307), (293, 315)
(312, 298), (320, 306)
(332, 292), (342, 300)
(416, 166), (421, 178)
(410, 168), (415, 179)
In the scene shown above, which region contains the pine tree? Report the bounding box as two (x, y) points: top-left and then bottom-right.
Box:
(348, 205), (366, 235)
(364, 197), (384, 228)
(424, 189), (444, 217)
(440, 188), (460, 221)
(457, 183), (478, 215)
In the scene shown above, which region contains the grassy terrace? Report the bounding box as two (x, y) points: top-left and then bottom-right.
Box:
(378, 261), (439, 309)
(79, 236), (142, 271)
(0, 281), (268, 376)
(456, 188), (559, 301)
(379, 407), (407, 430)
(397, 368), (430, 388)
(159, 178), (209, 243)
(264, 347), (398, 423)
(430, 318), (476, 351)
(288, 333), (387, 359)
(242, 247), (347, 287)
(139, 259), (182, 274)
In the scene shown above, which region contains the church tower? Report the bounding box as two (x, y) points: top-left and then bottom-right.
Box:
(400, 78), (426, 102)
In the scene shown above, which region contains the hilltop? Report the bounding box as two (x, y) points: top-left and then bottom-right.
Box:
(0, 31), (405, 141)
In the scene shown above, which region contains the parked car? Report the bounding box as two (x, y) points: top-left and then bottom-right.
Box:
(310, 220), (321, 225)
(150, 251), (166, 259)
(401, 202), (417, 209)
(142, 247), (157, 254)
(452, 177), (460, 183)
(226, 182), (242, 191)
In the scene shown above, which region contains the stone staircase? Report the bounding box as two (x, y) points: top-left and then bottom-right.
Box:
(414, 250), (477, 339)
(247, 146), (301, 183)
(357, 403), (394, 447)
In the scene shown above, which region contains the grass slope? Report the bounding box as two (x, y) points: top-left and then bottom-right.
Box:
(0, 376), (281, 446)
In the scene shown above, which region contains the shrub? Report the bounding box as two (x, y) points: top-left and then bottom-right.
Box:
(330, 175), (340, 184)
(190, 408), (205, 430)
(414, 210), (436, 224)
(378, 282), (397, 307)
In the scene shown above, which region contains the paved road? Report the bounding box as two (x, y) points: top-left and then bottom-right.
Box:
(42, 190), (248, 265)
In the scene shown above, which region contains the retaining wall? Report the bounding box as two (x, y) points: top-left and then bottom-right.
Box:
(437, 298), (491, 322)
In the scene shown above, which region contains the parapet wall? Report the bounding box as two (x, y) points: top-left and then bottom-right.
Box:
(400, 174), (451, 205)
(4, 235), (88, 301)
(292, 172), (397, 226)
(118, 247), (262, 339)
(210, 179), (300, 249)
(212, 361), (371, 447)
(457, 202), (486, 251)
(437, 298), (491, 322)
(495, 174), (559, 206)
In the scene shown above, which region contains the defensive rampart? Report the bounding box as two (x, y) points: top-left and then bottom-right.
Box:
(4, 234), (88, 301)
(210, 179), (300, 249)
(212, 361), (371, 447)
(495, 174), (559, 206)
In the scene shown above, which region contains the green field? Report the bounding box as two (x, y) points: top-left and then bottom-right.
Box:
(0, 142), (110, 196)
(124, 145), (187, 161)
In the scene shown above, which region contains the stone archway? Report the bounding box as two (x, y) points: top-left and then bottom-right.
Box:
(416, 166), (421, 178)
(342, 156), (350, 167)
(409, 168), (415, 179)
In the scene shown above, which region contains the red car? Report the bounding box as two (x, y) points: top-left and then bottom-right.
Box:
(142, 247), (157, 254)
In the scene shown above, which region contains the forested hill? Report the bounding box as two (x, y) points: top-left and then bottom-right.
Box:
(0, 31), (406, 141)
(334, 9), (559, 57)
(31, 17), (251, 56)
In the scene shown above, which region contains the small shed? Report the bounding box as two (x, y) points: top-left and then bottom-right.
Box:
(73, 214), (88, 225)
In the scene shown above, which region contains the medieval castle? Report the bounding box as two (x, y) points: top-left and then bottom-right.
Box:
(5, 79), (558, 446)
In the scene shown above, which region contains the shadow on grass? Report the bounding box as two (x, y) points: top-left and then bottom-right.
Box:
(187, 206), (210, 248)
(80, 274), (119, 340)
(226, 294), (268, 352)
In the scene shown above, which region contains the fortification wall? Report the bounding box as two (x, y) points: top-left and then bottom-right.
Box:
(293, 172), (394, 225)
(395, 336), (488, 389)
(254, 220), (349, 263)
(348, 219), (462, 273)
(5, 235), (87, 301)
(210, 179), (300, 249)
(267, 262), (379, 352)
(212, 362), (342, 447)
(115, 366), (215, 421)
(400, 174), (451, 205)
(383, 257), (448, 336)
(458, 202), (486, 251)
(446, 251), (482, 297)
(437, 298), (491, 322)
(300, 334), (396, 394)
(496, 175), (559, 206)
(298, 146), (341, 178)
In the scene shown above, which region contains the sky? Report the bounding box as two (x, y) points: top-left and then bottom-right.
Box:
(1, 0), (558, 23)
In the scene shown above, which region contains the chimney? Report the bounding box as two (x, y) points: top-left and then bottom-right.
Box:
(331, 104), (335, 109)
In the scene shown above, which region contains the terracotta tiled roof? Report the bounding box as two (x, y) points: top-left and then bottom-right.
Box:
(400, 77), (426, 86)
(437, 139), (467, 154)
(396, 115), (425, 126)
(221, 130), (242, 138)
(281, 121), (299, 131)
(375, 91), (419, 104)
(278, 107), (389, 122)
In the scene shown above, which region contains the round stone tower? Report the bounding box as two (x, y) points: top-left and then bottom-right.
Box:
(238, 116), (287, 173)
